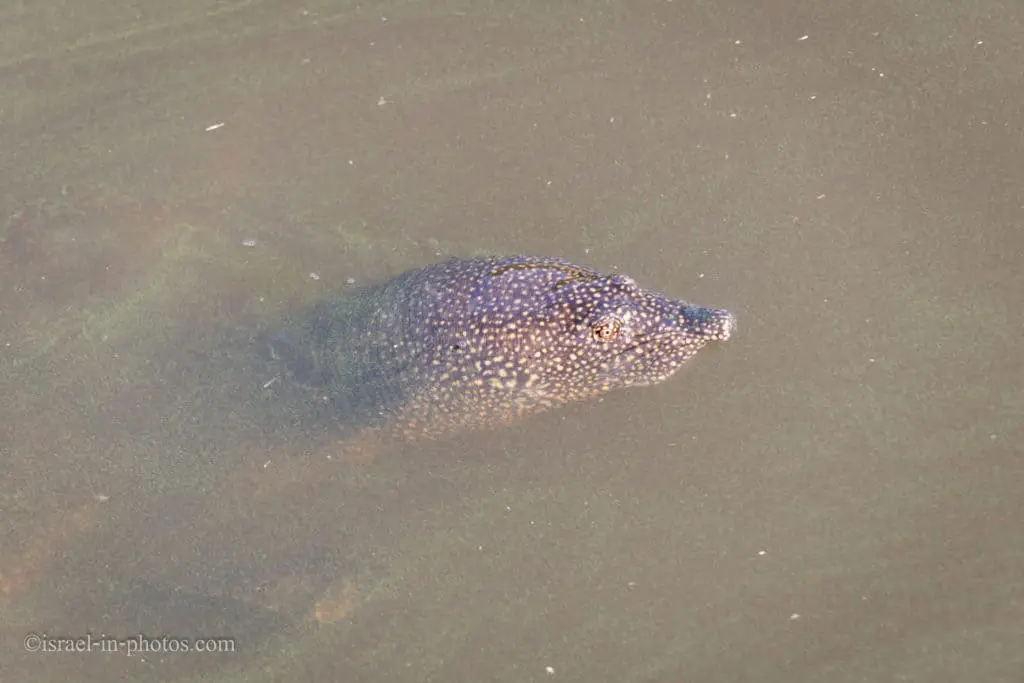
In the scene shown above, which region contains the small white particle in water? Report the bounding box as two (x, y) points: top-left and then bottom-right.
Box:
(242, 239), (256, 247)
(378, 96), (388, 106)
(309, 272), (320, 280)
(263, 376), (280, 389)
(729, 111), (738, 118)
(205, 122), (225, 132)
(348, 159), (354, 165)
(798, 35), (809, 41)
(546, 180), (552, 186)
(790, 613), (801, 621)
(990, 434), (998, 441)
(868, 358), (876, 363)
(545, 666), (555, 675)
(94, 494), (110, 503)
(346, 277), (356, 285)
(699, 273), (705, 278)
(263, 460), (272, 468)
(609, 116), (615, 123)
(817, 194), (826, 199)
(758, 549), (767, 556)
(809, 94), (817, 100)
(734, 39), (742, 45)
(976, 40), (984, 46)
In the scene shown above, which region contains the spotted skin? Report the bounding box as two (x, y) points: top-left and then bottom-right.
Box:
(272, 255), (735, 439)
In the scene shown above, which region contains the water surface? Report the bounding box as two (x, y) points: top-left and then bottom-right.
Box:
(2, 1), (1022, 681)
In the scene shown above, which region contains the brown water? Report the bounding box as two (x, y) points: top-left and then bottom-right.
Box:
(2, 1), (1022, 681)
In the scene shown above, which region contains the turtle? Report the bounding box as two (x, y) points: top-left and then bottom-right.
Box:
(262, 254), (736, 441)
(38, 255), (736, 635)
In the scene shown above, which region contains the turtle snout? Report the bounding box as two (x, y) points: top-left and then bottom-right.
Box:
(683, 305), (736, 342)
(712, 309), (736, 341)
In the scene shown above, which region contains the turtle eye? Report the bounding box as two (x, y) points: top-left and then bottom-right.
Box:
(592, 319), (621, 341)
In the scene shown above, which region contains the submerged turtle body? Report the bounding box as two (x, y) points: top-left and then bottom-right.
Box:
(46, 256), (736, 635)
(271, 255), (735, 439)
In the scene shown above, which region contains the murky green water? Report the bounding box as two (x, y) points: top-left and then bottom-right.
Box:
(3, 1), (1022, 681)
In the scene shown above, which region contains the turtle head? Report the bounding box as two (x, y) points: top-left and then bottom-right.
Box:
(558, 273), (735, 389)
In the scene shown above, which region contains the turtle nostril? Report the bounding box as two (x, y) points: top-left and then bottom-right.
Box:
(683, 306), (736, 341)
(718, 312), (736, 341)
